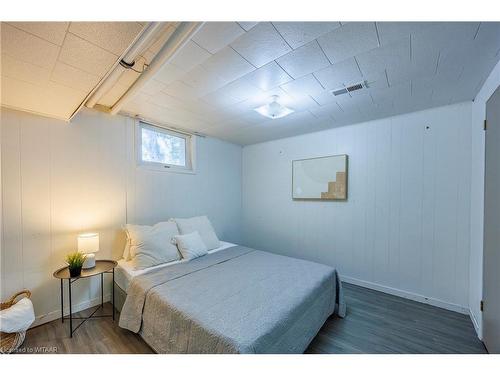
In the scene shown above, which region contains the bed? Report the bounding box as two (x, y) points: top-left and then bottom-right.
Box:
(116, 242), (346, 354)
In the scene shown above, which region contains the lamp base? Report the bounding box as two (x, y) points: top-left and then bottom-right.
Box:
(82, 253), (96, 269)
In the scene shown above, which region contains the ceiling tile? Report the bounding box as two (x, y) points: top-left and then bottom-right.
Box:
(120, 93), (155, 114)
(170, 41), (212, 72)
(356, 36), (410, 77)
(243, 61), (293, 91)
(147, 91), (197, 112)
(474, 22), (500, 54)
(334, 94), (363, 112)
(1, 76), (85, 119)
(1, 52), (51, 86)
(375, 22), (439, 45)
(309, 101), (342, 119)
(201, 89), (242, 109)
(272, 22), (341, 49)
(202, 46), (255, 83)
(369, 80), (410, 106)
(40, 82), (87, 119)
(197, 109), (232, 125)
(153, 63), (186, 85)
(287, 95), (319, 112)
(406, 33), (440, 76)
(221, 99), (260, 118)
(163, 80), (200, 101)
(411, 22), (479, 54)
(50, 61), (101, 92)
(140, 79), (167, 96)
(1, 23), (60, 70)
(317, 22), (379, 63)
(192, 22), (245, 54)
(230, 22), (291, 67)
(310, 90), (337, 106)
(386, 32), (439, 86)
(276, 41), (330, 79)
(362, 70), (389, 90)
(69, 22), (144, 56)
(216, 78), (265, 101)
(436, 38), (498, 81)
(203, 121), (253, 138)
(313, 57), (362, 89)
(181, 64), (228, 96)
(59, 33), (117, 76)
(147, 91), (184, 110)
(237, 22), (258, 32)
(7, 22), (69, 45)
(280, 74), (325, 98)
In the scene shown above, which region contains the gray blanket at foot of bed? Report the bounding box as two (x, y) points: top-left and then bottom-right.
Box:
(119, 246), (346, 353)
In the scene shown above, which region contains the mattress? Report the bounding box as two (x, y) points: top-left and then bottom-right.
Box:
(115, 241), (236, 292)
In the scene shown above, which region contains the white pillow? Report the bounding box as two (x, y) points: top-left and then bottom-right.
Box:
(173, 216), (220, 250)
(0, 298), (35, 333)
(172, 231), (208, 260)
(122, 233), (131, 261)
(125, 221), (181, 270)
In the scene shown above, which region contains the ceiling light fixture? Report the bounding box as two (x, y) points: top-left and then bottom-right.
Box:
(254, 95), (294, 119)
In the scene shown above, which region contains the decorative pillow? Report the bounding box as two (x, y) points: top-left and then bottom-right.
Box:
(125, 221), (181, 270)
(173, 216), (220, 250)
(172, 231), (208, 260)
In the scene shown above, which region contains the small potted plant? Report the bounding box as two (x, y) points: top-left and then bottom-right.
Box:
(65, 252), (86, 277)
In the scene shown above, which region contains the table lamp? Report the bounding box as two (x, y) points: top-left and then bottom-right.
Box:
(78, 233), (99, 269)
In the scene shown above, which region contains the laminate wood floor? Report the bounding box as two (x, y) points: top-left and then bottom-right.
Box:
(20, 283), (486, 354)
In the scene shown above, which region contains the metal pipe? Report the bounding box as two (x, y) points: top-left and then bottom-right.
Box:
(85, 22), (164, 108)
(110, 21), (204, 115)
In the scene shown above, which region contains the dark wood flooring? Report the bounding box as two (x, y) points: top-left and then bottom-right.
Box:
(20, 283), (486, 354)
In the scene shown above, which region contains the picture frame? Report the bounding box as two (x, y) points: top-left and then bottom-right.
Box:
(292, 154), (348, 201)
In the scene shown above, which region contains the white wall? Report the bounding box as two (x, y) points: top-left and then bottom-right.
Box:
(0, 107), (242, 325)
(242, 102), (473, 313)
(469, 60), (500, 339)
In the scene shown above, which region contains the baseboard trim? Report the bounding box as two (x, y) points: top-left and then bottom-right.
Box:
(31, 294), (111, 328)
(341, 276), (469, 315)
(469, 308), (483, 340)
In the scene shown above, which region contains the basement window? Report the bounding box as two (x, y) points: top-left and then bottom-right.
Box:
(137, 121), (195, 173)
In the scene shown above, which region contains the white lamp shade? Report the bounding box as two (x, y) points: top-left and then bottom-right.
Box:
(77, 233), (99, 254)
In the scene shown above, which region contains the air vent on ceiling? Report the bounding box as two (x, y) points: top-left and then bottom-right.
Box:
(332, 87), (349, 96)
(332, 81), (368, 96)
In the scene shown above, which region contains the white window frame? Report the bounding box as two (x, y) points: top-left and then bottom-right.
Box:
(136, 120), (196, 174)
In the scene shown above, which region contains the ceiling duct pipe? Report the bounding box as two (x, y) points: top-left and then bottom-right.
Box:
(85, 22), (165, 108)
(110, 21), (203, 115)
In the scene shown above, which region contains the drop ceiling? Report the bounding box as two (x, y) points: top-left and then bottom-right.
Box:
(2, 22), (500, 145)
(120, 22), (500, 145)
(1, 21), (145, 120)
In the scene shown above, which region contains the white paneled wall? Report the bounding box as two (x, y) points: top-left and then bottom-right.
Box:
(242, 102), (473, 312)
(0, 107), (242, 325)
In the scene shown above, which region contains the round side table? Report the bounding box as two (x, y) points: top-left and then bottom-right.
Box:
(53, 260), (117, 337)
